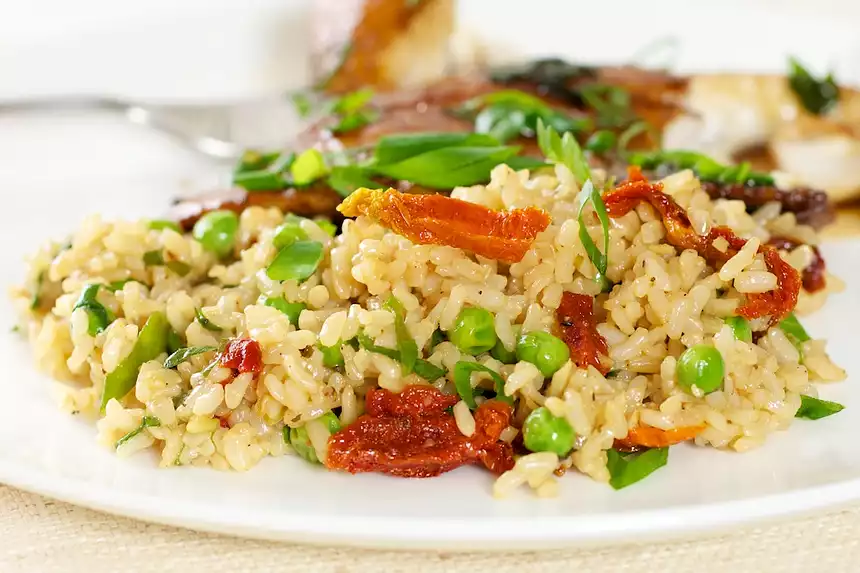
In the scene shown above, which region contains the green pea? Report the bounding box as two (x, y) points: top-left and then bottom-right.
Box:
(490, 338), (518, 364)
(192, 210), (239, 258)
(261, 297), (305, 326)
(725, 316), (752, 343)
(522, 407), (575, 456)
(584, 130), (617, 154)
(319, 343), (344, 368)
(448, 307), (497, 355)
(288, 412), (342, 464)
(515, 331), (570, 377)
(676, 344), (724, 393)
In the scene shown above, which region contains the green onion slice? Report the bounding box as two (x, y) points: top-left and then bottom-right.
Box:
(452, 361), (511, 409)
(290, 149), (330, 187)
(576, 180), (611, 285)
(383, 296), (418, 375)
(606, 447), (669, 490)
(536, 118), (590, 185)
(356, 331), (446, 381)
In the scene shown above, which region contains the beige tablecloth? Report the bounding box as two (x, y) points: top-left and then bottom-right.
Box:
(3, 484), (860, 573)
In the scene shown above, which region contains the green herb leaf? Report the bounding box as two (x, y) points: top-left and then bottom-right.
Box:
(536, 119), (590, 185)
(166, 329), (184, 354)
(576, 180), (611, 284)
(617, 120), (653, 155)
(795, 394), (844, 420)
(329, 89), (379, 134)
(105, 279), (136, 293)
(291, 92), (315, 118)
(383, 296), (418, 375)
(195, 308), (223, 332)
(413, 359), (447, 381)
(266, 240), (324, 281)
(788, 57), (839, 115)
(452, 361), (511, 409)
(725, 316), (752, 343)
(319, 343), (344, 368)
(73, 284), (115, 337)
(356, 331), (446, 381)
(606, 447), (669, 490)
(503, 156), (552, 171)
(234, 149), (281, 175)
(115, 415), (161, 449)
(780, 312), (811, 343)
(372, 132), (499, 166)
(290, 149), (330, 187)
(628, 150), (775, 186)
(372, 146), (517, 189)
(272, 219), (309, 249)
(164, 345), (218, 369)
(327, 165), (383, 197)
(233, 169), (286, 192)
(30, 271), (44, 310)
(579, 84), (635, 129)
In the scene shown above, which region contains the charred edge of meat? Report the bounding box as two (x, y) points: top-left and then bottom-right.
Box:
(700, 182), (835, 230)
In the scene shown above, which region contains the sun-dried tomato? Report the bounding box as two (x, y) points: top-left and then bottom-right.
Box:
(337, 187), (551, 263)
(614, 424), (705, 451)
(735, 246), (801, 323)
(556, 292), (610, 375)
(604, 169), (801, 324)
(220, 338), (263, 374)
(768, 236), (827, 293)
(325, 385), (514, 478)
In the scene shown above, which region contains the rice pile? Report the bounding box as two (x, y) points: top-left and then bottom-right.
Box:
(10, 163), (846, 496)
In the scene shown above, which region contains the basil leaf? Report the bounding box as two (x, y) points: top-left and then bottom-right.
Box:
(465, 90), (592, 143)
(788, 57), (839, 115)
(536, 119), (590, 185)
(384, 296), (418, 375)
(327, 166), (383, 198)
(266, 240), (324, 282)
(195, 308), (223, 332)
(233, 169), (286, 192)
(73, 284), (115, 336)
(576, 180), (611, 284)
(453, 361), (511, 409)
(606, 447), (669, 490)
(475, 105), (528, 143)
(372, 132), (499, 166)
(290, 149), (329, 187)
(261, 297), (305, 326)
(164, 345), (217, 369)
(795, 395), (844, 420)
(372, 146), (517, 189)
(579, 84), (635, 129)
(628, 150), (775, 186)
(115, 415), (161, 449)
(234, 149), (281, 175)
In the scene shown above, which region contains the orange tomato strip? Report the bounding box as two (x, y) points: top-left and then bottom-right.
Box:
(603, 168), (800, 324)
(615, 424), (705, 450)
(326, 385), (514, 478)
(337, 187), (551, 263)
(557, 292), (610, 375)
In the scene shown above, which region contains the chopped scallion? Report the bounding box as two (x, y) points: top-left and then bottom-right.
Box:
(606, 447), (669, 490)
(164, 345), (217, 369)
(452, 361), (511, 409)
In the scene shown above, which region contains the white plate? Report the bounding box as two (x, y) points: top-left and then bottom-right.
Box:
(2, 1), (860, 551)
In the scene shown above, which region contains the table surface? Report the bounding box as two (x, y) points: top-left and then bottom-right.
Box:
(3, 108), (860, 572)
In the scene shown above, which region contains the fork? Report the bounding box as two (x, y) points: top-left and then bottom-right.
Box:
(0, 94), (313, 161)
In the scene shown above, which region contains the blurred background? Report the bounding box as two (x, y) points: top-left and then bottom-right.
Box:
(1, 0), (859, 101)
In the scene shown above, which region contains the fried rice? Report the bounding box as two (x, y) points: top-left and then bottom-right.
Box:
(10, 163), (846, 496)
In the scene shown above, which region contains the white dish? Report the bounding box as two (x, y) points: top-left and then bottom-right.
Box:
(2, 1), (860, 551)
(0, 151), (857, 550)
